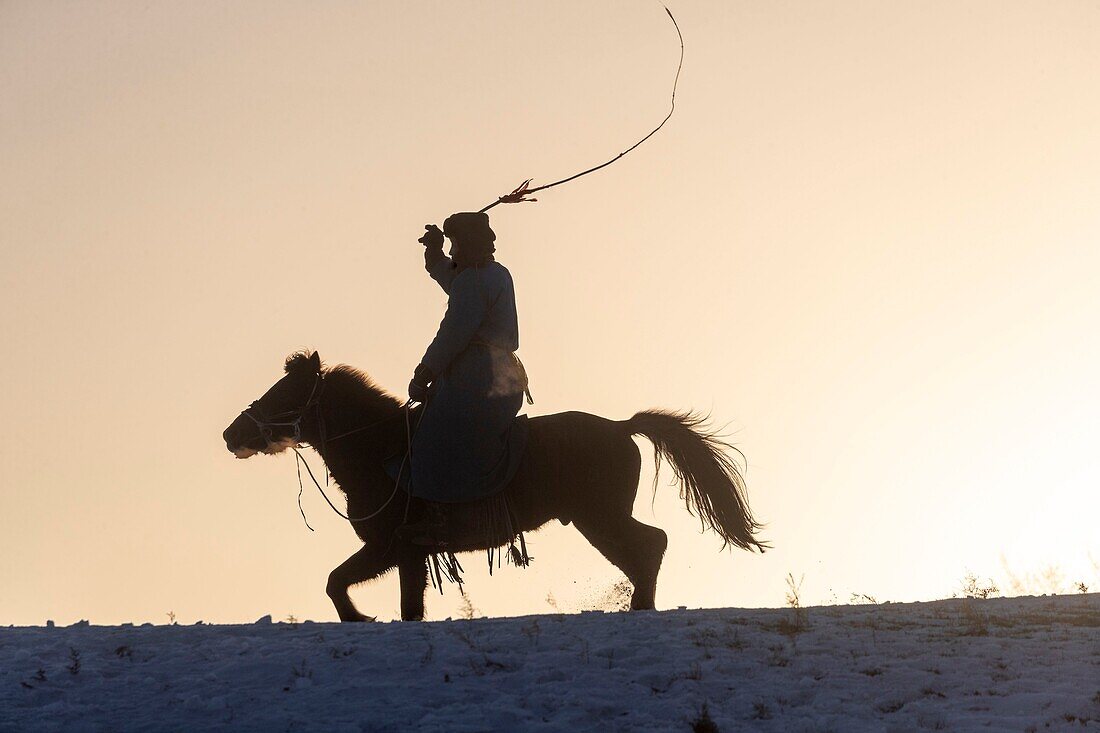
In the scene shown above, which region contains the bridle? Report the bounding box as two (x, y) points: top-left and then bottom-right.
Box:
(238, 371), (417, 529)
(239, 372), (325, 449)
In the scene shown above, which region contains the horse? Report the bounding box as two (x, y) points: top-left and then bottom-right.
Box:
(222, 351), (765, 622)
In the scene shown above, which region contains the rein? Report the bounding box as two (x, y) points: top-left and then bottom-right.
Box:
(240, 373), (418, 530)
(290, 404), (417, 527)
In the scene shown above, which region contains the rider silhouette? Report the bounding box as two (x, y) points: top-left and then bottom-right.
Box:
(396, 212), (529, 545)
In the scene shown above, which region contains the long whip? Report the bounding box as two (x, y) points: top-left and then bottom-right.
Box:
(477, 5), (684, 214)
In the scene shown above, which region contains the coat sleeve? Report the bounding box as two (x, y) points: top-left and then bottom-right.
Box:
(425, 246), (457, 293)
(420, 269), (489, 376)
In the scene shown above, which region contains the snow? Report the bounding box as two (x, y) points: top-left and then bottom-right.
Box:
(2, 594), (1097, 732)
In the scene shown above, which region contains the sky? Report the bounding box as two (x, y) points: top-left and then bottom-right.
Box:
(1, 0), (1097, 625)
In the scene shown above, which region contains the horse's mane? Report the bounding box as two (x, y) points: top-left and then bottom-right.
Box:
(284, 350), (403, 414)
(324, 365), (403, 413)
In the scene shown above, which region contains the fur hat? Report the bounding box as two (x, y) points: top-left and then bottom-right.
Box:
(443, 212), (496, 266)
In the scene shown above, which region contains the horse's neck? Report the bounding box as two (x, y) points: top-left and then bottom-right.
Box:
(308, 389), (403, 495)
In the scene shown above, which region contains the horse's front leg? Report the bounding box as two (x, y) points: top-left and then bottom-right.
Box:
(397, 551), (430, 621)
(326, 545), (394, 622)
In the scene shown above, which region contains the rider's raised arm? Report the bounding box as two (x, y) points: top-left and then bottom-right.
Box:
(420, 224), (457, 294)
(420, 269), (489, 377)
(425, 246), (458, 294)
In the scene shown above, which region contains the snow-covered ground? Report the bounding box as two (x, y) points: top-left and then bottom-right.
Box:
(1, 593), (1097, 732)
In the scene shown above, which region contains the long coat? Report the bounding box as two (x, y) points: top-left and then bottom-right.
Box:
(404, 254), (528, 503)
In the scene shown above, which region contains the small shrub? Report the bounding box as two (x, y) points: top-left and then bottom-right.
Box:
(778, 573), (808, 635)
(1075, 581), (1089, 594)
(691, 702), (720, 733)
(458, 589), (478, 620)
(750, 701), (772, 720)
(961, 573), (999, 600)
(785, 572), (804, 608)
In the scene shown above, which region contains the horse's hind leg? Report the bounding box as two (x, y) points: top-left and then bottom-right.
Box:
(575, 516), (668, 610)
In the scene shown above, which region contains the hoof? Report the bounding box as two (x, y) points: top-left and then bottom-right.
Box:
(342, 612), (376, 623)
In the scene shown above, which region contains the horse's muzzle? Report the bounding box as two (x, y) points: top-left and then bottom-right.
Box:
(223, 415), (259, 454)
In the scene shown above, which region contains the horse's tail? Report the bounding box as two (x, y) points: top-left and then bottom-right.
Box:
(626, 410), (767, 552)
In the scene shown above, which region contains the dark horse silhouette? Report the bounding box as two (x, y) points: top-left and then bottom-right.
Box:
(222, 351), (765, 622)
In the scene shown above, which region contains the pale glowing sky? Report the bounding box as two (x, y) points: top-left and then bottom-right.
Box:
(2, 1), (1097, 625)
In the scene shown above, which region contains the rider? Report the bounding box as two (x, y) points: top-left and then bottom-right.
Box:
(396, 212), (529, 545)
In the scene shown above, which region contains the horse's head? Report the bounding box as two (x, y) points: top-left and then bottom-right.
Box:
(223, 351), (323, 459)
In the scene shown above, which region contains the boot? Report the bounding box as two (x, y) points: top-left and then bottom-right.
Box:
(396, 502), (449, 547)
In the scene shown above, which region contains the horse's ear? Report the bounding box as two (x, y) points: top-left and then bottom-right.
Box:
(284, 350), (321, 375)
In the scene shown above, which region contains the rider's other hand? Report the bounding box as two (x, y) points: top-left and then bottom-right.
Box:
(408, 363), (434, 403)
(408, 378), (429, 403)
(418, 224), (444, 249)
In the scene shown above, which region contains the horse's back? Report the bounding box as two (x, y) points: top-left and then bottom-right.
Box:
(526, 410), (634, 461)
(527, 410), (619, 432)
(509, 411), (642, 520)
